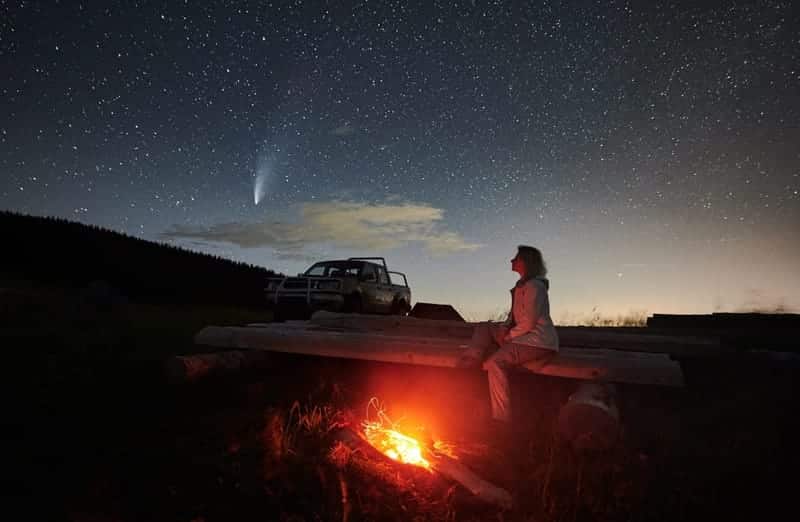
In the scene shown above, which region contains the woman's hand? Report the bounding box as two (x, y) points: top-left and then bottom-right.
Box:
(494, 324), (510, 345)
(455, 346), (484, 369)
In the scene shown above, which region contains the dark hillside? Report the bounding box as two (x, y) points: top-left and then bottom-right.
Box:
(0, 211), (280, 307)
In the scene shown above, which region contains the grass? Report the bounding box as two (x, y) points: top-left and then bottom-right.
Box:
(466, 306), (650, 327)
(558, 308), (649, 327)
(1, 281), (272, 360)
(9, 283), (800, 521)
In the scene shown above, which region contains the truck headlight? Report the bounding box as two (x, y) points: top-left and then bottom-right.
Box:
(315, 280), (340, 290)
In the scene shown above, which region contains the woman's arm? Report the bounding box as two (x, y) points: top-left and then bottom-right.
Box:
(507, 283), (539, 340)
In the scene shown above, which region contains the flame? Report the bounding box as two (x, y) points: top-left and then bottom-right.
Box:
(361, 398), (433, 470)
(363, 423), (431, 469)
(433, 439), (458, 459)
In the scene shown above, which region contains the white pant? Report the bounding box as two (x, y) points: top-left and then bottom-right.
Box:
(468, 322), (554, 423)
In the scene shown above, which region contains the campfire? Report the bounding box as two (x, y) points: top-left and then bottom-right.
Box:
(361, 398), (433, 470)
(350, 398), (512, 510)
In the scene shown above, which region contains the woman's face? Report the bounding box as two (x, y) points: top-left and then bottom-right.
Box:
(511, 253), (525, 275)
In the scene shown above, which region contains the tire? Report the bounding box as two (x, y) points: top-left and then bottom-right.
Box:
(391, 299), (410, 316)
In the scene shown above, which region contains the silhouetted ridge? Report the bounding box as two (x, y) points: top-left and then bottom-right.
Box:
(0, 211), (280, 306)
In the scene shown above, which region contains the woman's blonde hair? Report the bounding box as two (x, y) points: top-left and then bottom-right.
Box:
(516, 245), (547, 278)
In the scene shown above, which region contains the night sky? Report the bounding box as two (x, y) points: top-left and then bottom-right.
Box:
(2, 1), (798, 321)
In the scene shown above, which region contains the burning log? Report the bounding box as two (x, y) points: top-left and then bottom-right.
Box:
(332, 427), (513, 510)
(428, 451), (513, 510)
(164, 349), (272, 382)
(332, 426), (405, 464)
(557, 382), (620, 451)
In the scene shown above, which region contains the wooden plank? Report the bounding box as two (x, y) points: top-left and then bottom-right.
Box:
(195, 325), (471, 367)
(195, 324), (684, 387)
(308, 311), (473, 335)
(304, 312), (723, 356)
(536, 348), (681, 386)
(647, 312), (800, 330)
(555, 327), (724, 357)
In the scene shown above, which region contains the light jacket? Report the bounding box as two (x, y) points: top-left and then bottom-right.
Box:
(503, 276), (559, 351)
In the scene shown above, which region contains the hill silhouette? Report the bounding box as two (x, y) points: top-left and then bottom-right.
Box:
(0, 211), (281, 307)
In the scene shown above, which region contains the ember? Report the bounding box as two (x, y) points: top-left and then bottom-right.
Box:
(361, 398), (433, 470)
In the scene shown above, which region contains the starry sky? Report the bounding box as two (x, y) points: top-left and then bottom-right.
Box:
(2, 0), (798, 321)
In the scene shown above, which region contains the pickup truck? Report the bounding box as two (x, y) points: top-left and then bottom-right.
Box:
(265, 257), (411, 320)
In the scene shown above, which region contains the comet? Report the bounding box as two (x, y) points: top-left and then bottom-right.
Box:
(254, 152), (273, 205)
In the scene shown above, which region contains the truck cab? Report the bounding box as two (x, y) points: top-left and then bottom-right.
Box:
(266, 257), (411, 320)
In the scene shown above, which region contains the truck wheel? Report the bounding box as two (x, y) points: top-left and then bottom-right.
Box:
(345, 294), (363, 314)
(391, 299), (410, 316)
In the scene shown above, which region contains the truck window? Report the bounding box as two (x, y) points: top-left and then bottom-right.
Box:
(361, 264), (377, 282)
(305, 262), (362, 277)
(377, 266), (390, 285)
(331, 266), (360, 277)
(306, 264), (326, 276)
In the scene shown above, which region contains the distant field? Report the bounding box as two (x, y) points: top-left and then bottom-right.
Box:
(2, 281), (272, 359)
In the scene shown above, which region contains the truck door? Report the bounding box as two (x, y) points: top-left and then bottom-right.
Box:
(359, 264), (380, 312)
(376, 266), (393, 312)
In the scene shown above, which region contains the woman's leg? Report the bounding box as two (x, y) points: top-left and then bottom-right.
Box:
(485, 345), (553, 423)
(456, 322), (501, 368)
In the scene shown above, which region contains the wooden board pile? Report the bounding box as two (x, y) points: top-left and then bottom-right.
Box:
(191, 311), (690, 386)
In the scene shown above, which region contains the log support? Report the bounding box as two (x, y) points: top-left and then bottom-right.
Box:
(557, 382), (620, 451)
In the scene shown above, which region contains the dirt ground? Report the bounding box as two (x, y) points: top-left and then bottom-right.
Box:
(7, 288), (800, 521)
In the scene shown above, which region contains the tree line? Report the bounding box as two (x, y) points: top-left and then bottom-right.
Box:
(0, 211), (282, 307)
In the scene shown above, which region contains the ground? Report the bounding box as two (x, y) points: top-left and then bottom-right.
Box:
(7, 283), (799, 521)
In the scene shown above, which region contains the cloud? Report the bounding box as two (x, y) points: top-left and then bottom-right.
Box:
(161, 200), (483, 256)
(272, 250), (320, 263)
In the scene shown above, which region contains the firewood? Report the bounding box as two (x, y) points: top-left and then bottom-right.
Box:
(331, 428), (513, 510)
(428, 452), (513, 510)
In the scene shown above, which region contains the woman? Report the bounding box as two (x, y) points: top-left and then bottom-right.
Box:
(458, 245), (559, 427)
